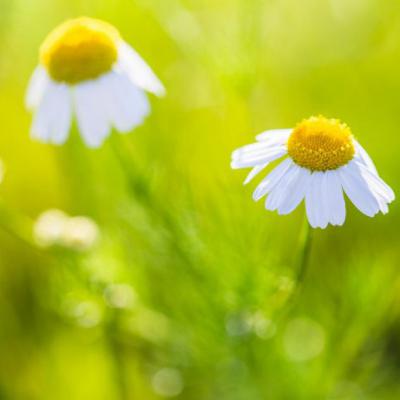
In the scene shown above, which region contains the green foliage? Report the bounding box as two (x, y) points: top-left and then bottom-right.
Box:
(0, 0), (399, 399)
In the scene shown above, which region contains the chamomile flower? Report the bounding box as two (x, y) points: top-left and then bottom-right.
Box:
(26, 17), (165, 148)
(231, 116), (394, 228)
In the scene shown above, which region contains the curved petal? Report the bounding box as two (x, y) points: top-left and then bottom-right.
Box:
(319, 172), (331, 225)
(231, 145), (287, 169)
(102, 71), (150, 133)
(26, 66), (51, 110)
(232, 129), (290, 170)
(117, 41), (165, 97)
(50, 88), (72, 145)
(232, 140), (283, 161)
(338, 162), (380, 217)
(277, 166), (311, 215)
(305, 172), (329, 229)
(244, 163), (269, 185)
(232, 142), (274, 163)
(264, 163), (299, 212)
(353, 139), (378, 175)
(256, 128), (292, 142)
(31, 81), (72, 145)
(253, 158), (292, 201)
(351, 160), (394, 214)
(325, 170), (346, 226)
(352, 160), (394, 203)
(74, 80), (111, 148)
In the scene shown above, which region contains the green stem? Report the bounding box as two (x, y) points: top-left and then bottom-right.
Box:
(110, 137), (213, 295)
(277, 214), (313, 321)
(106, 317), (129, 400)
(110, 137), (155, 207)
(58, 129), (98, 215)
(296, 216), (313, 286)
(110, 138), (187, 256)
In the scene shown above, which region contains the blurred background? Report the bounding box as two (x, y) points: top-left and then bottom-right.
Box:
(0, 0), (400, 398)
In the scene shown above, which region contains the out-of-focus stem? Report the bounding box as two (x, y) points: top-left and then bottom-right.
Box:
(110, 137), (220, 311)
(110, 138), (193, 266)
(278, 215), (313, 321)
(57, 128), (98, 215)
(106, 316), (129, 400)
(110, 137), (157, 209)
(296, 216), (313, 286)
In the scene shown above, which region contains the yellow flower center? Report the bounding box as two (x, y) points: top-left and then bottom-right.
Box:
(287, 116), (355, 171)
(40, 17), (120, 84)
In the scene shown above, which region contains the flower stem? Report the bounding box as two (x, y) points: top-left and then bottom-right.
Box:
(110, 137), (212, 287)
(106, 317), (129, 400)
(277, 215), (314, 322)
(296, 215), (313, 286)
(110, 137), (155, 206)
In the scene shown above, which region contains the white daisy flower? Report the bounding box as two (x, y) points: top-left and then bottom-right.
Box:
(26, 17), (165, 148)
(231, 116), (394, 228)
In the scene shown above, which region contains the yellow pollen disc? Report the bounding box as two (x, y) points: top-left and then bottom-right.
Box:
(40, 17), (120, 84)
(287, 116), (355, 171)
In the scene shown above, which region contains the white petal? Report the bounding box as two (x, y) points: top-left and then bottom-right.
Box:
(26, 66), (51, 110)
(51, 89), (72, 145)
(277, 167), (311, 215)
(253, 158), (292, 201)
(264, 181), (286, 211)
(244, 163), (269, 185)
(231, 137), (287, 168)
(353, 160), (394, 203)
(232, 130), (290, 169)
(232, 141), (279, 161)
(102, 71), (150, 133)
(231, 146), (287, 169)
(265, 163), (302, 212)
(353, 140), (378, 175)
(351, 160), (394, 214)
(74, 80), (111, 148)
(117, 41), (165, 97)
(325, 170), (346, 226)
(338, 162), (380, 217)
(319, 172), (331, 225)
(256, 129), (292, 142)
(305, 172), (329, 229)
(31, 82), (72, 145)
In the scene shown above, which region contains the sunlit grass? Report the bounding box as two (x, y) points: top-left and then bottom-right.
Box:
(0, 0), (399, 399)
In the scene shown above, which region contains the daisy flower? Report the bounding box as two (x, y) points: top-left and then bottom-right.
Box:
(26, 17), (165, 148)
(231, 116), (394, 228)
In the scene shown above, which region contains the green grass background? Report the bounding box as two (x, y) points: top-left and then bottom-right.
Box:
(0, 0), (399, 399)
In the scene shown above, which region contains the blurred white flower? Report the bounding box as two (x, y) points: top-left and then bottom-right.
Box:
(33, 209), (69, 247)
(26, 17), (165, 148)
(33, 209), (99, 251)
(232, 115), (394, 228)
(61, 216), (99, 251)
(152, 368), (184, 398)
